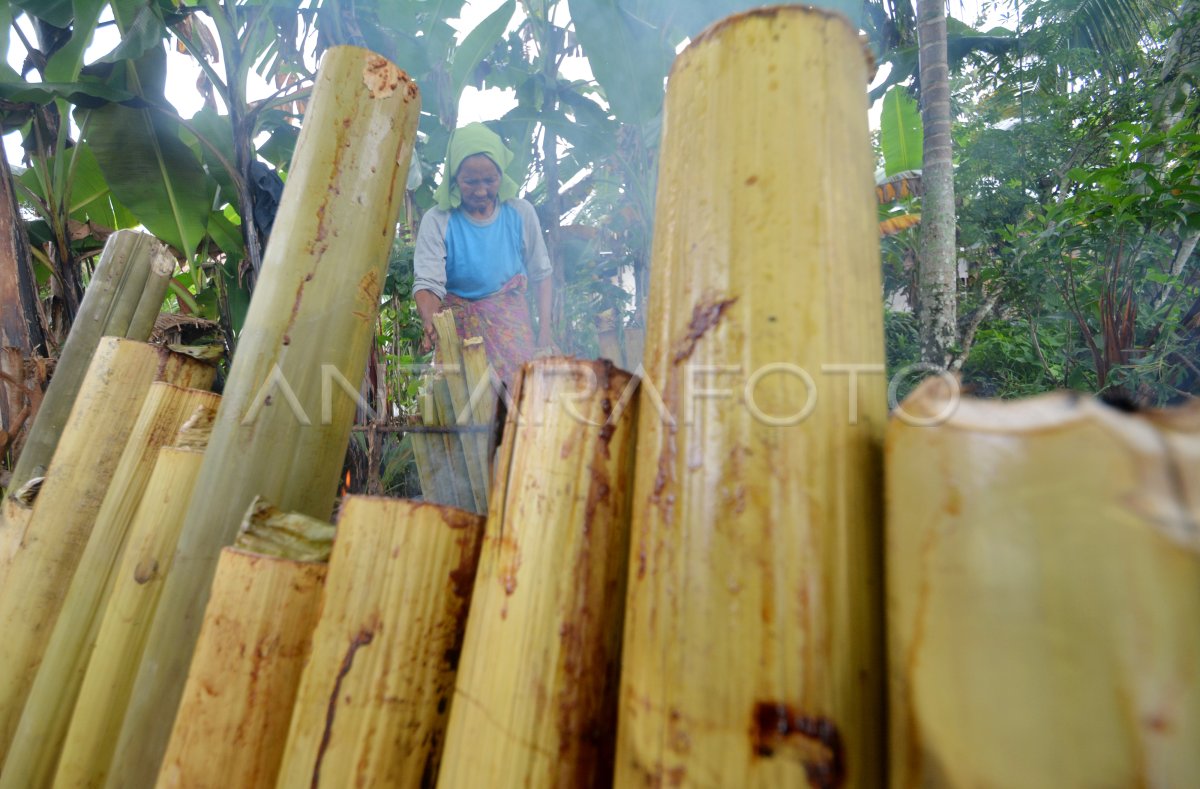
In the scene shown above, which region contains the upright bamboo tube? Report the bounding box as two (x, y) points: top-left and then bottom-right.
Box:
(438, 358), (638, 788)
(276, 497), (485, 788)
(5, 231), (173, 495)
(433, 310), (488, 511)
(432, 374), (478, 511)
(156, 547), (327, 789)
(1, 386), (220, 789)
(107, 47), (420, 788)
(461, 337), (498, 483)
(887, 383), (1200, 788)
(616, 8), (885, 787)
(53, 442), (208, 789)
(0, 339), (213, 763)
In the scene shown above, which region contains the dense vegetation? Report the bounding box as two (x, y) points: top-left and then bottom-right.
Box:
(1, 0), (1197, 491)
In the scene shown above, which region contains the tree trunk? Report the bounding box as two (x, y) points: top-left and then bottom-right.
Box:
(916, 0), (957, 366)
(0, 153), (46, 358)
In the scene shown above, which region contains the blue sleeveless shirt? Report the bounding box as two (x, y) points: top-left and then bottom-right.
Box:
(444, 202), (526, 299)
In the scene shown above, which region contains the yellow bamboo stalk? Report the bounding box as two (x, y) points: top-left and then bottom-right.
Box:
(432, 374), (478, 512)
(52, 443), (207, 789)
(887, 383), (1200, 788)
(438, 358), (638, 788)
(1, 386), (220, 789)
(276, 497), (485, 788)
(433, 310), (487, 511)
(616, 8), (885, 787)
(0, 339), (213, 763)
(460, 336), (498, 490)
(156, 548), (327, 789)
(414, 375), (457, 507)
(106, 47), (420, 788)
(5, 231), (172, 496)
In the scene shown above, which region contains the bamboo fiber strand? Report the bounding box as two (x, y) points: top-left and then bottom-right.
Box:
(0, 339), (214, 764)
(276, 497), (484, 788)
(106, 47), (420, 787)
(887, 383), (1200, 788)
(156, 548), (327, 789)
(1, 386), (220, 789)
(438, 359), (638, 788)
(616, 8), (885, 787)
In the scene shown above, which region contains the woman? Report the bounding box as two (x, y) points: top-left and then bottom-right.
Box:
(413, 123), (554, 386)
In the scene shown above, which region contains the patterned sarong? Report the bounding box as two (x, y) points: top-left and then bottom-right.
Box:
(444, 273), (535, 387)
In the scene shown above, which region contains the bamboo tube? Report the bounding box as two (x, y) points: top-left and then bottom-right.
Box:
(1, 387), (220, 789)
(887, 383), (1200, 788)
(461, 337), (498, 484)
(414, 375), (457, 507)
(5, 231), (171, 496)
(433, 310), (488, 511)
(432, 374), (479, 512)
(156, 548), (327, 789)
(615, 9), (885, 787)
(106, 48), (420, 787)
(53, 444), (207, 789)
(125, 247), (175, 341)
(438, 358), (638, 788)
(276, 497), (485, 788)
(0, 339), (213, 762)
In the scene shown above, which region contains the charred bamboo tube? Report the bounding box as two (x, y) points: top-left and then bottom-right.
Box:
(156, 547), (327, 789)
(5, 231), (172, 496)
(433, 310), (487, 511)
(438, 358), (638, 788)
(106, 47), (420, 787)
(276, 497), (485, 788)
(53, 442), (208, 789)
(0, 339), (213, 763)
(615, 8), (885, 787)
(887, 383), (1200, 788)
(461, 337), (498, 484)
(1, 386), (219, 789)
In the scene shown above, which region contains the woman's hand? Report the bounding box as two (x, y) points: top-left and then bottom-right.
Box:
(414, 289), (444, 354)
(420, 318), (438, 353)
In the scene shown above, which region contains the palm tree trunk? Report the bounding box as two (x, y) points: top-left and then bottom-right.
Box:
(916, 0), (957, 366)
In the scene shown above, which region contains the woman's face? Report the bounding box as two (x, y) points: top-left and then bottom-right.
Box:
(456, 154), (502, 218)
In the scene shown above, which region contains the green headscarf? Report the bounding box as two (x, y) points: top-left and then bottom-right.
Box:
(433, 122), (521, 211)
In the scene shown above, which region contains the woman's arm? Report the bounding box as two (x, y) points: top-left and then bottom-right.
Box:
(413, 209), (451, 352)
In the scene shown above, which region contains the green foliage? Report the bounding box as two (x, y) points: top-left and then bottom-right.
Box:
(880, 86), (923, 175)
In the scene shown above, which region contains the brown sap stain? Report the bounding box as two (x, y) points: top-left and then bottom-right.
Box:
(751, 702), (845, 788)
